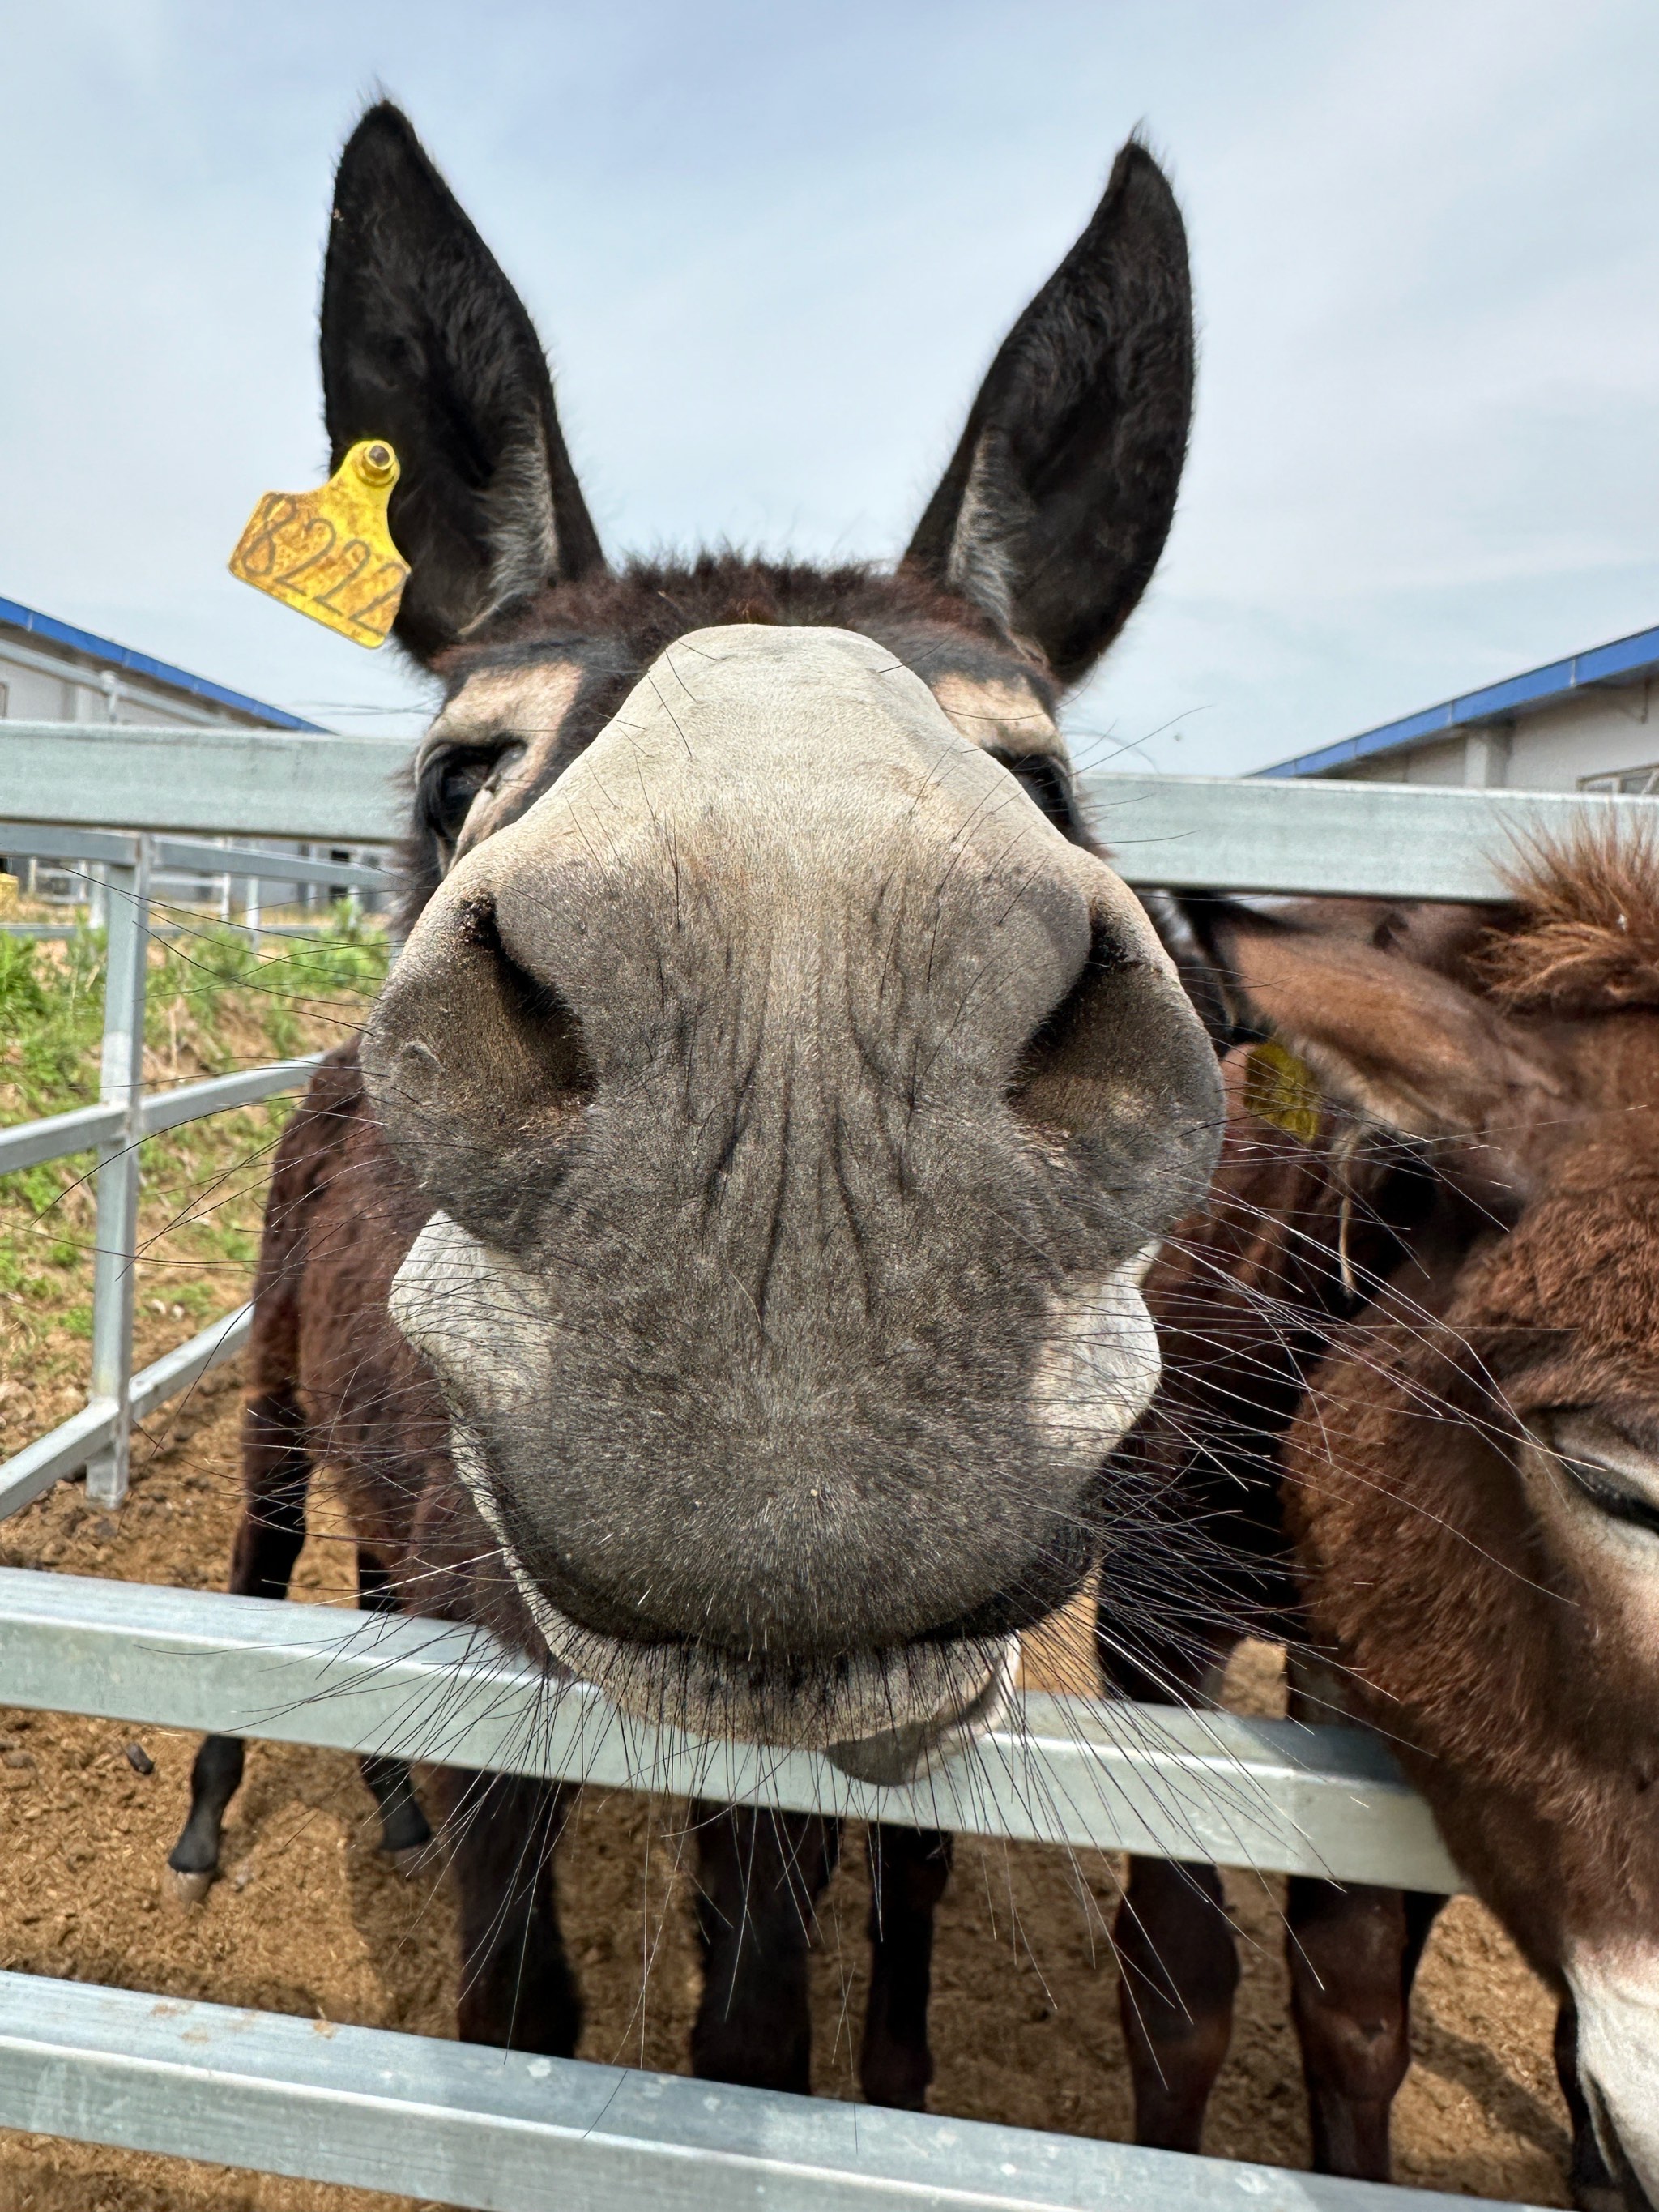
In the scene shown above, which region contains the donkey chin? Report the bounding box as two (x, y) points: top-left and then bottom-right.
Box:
(391, 1209), (1162, 1785)
(1566, 1943), (1659, 2207)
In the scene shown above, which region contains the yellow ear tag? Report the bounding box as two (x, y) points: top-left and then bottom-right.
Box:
(228, 439), (409, 648)
(1243, 1037), (1322, 1143)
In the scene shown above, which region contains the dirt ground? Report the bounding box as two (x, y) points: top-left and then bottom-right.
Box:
(0, 1364), (1574, 2210)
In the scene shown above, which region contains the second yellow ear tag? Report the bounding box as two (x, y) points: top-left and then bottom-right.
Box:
(1243, 1037), (1322, 1143)
(228, 439), (410, 648)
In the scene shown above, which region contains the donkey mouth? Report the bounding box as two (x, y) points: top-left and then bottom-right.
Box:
(821, 1653), (1015, 1785)
(452, 1424), (1015, 1778)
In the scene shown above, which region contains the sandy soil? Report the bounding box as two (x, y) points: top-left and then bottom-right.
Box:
(0, 1367), (1574, 2210)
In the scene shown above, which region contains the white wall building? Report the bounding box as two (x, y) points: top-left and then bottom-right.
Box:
(0, 591), (319, 732)
(0, 595), (388, 911)
(1260, 621), (1659, 794)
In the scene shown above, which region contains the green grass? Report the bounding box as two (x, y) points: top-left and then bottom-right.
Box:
(0, 912), (386, 1121)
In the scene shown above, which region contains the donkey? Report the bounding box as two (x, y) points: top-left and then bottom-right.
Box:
(168, 102), (1223, 2099)
(1098, 842), (1659, 2207)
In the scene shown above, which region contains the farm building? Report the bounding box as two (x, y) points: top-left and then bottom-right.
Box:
(0, 592), (321, 732)
(1260, 617), (1659, 792)
(0, 594), (388, 910)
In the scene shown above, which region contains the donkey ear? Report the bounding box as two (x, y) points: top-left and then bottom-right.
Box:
(1207, 903), (1557, 1146)
(321, 103), (604, 664)
(903, 139), (1192, 689)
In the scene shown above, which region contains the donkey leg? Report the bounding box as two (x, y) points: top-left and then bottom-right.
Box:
(353, 1546), (433, 1872)
(859, 1823), (953, 2110)
(1286, 1879), (1444, 2180)
(691, 1804), (840, 2093)
(1115, 1855), (1239, 2152)
(1099, 1625), (1241, 2152)
(167, 1386), (311, 1903)
(433, 1766), (582, 2056)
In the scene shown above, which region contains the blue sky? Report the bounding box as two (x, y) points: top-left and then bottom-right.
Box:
(4, 0), (1657, 774)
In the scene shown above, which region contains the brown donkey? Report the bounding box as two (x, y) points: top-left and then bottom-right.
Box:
(1105, 843), (1659, 2206)
(169, 102), (1223, 2101)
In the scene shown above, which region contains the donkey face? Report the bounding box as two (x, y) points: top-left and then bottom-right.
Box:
(1212, 856), (1659, 2204)
(335, 105), (1221, 1761)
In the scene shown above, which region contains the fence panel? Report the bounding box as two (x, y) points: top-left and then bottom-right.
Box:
(0, 802), (384, 1512)
(1077, 770), (1659, 898)
(10, 720), (1659, 890)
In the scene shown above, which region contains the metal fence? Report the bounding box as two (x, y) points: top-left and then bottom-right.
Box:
(0, 817), (388, 1518)
(4, 720), (1653, 2210)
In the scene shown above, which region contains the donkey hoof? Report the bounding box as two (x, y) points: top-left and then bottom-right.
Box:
(164, 1865), (214, 1908)
(386, 1843), (430, 1880)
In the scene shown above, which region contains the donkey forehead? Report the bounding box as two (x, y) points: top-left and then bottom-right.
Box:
(428, 627), (1066, 781)
(466, 625), (1087, 875)
(565, 622), (1034, 785)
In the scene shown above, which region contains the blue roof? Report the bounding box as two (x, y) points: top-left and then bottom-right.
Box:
(1260, 618), (1659, 779)
(0, 594), (325, 732)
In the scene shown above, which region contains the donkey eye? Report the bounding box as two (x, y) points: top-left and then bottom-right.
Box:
(1534, 1410), (1659, 1539)
(420, 741), (525, 843)
(1557, 1454), (1659, 1537)
(996, 752), (1077, 835)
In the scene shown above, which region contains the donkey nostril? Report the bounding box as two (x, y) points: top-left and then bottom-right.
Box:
(1008, 908), (1223, 1225)
(456, 895), (591, 1078)
(1006, 920), (1130, 1112)
(394, 1040), (442, 1096)
(363, 885), (595, 1250)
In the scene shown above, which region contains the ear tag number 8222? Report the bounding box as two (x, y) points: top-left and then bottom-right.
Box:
(228, 439), (410, 649)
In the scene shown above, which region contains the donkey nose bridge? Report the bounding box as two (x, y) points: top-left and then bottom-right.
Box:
(463, 727), (1094, 1003)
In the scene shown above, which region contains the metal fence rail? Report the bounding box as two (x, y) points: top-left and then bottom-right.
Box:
(1078, 770), (1659, 899)
(1, 1973), (1538, 2212)
(4, 729), (1652, 2211)
(7, 717), (1659, 892)
(0, 721), (409, 842)
(0, 1056), (325, 1179)
(0, 1307), (254, 1521)
(0, 818), (388, 892)
(0, 1567), (1463, 1890)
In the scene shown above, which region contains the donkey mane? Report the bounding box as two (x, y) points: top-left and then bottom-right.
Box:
(1478, 826), (1659, 1014)
(460, 549), (1014, 660)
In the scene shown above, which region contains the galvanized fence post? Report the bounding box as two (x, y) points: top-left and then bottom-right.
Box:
(84, 837), (151, 1510)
